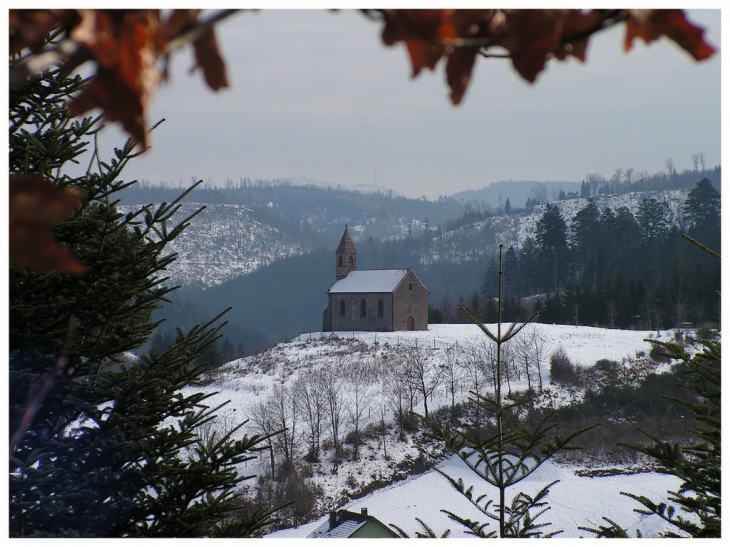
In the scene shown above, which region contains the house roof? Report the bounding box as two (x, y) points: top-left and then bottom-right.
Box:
(328, 269), (408, 294)
(308, 518), (369, 539)
(307, 509), (397, 539)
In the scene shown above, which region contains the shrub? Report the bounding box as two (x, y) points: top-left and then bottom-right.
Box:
(594, 358), (620, 383)
(550, 347), (581, 385)
(649, 343), (672, 363)
(255, 473), (323, 530)
(401, 412), (421, 432)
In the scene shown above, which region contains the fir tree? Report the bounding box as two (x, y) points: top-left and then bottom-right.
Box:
(422, 245), (598, 537)
(571, 199), (601, 288)
(535, 203), (569, 293)
(683, 178), (721, 253)
(9, 46), (277, 537)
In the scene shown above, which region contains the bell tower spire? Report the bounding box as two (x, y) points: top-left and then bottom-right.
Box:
(335, 225), (357, 280)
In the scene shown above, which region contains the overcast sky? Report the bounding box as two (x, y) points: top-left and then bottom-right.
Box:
(100, 8), (721, 200)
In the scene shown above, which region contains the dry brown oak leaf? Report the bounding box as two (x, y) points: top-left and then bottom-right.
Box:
(9, 9), (230, 151)
(65, 9), (230, 150)
(381, 9), (715, 105)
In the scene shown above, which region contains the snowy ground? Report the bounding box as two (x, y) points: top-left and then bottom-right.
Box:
(186, 323), (694, 538)
(293, 323), (666, 368)
(265, 455), (683, 538)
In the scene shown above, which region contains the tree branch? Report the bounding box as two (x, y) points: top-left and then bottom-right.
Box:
(164, 9), (241, 53)
(9, 9), (242, 89)
(10, 316), (78, 455)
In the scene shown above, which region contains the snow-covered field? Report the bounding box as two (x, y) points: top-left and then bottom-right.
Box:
(293, 323), (665, 368)
(189, 323), (694, 538)
(266, 455), (683, 538)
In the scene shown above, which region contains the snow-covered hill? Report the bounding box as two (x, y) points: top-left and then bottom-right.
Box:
(185, 323), (699, 537)
(266, 455), (683, 538)
(121, 186), (690, 288)
(120, 202), (306, 287)
(431, 188), (688, 263)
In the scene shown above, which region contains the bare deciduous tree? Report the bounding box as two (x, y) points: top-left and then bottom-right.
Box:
(441, 343), (464, 411)
(292, 370), (327, 463)
(321, 361), (346, 468)
(247, 399), (278, 478)
(606, 300), (617, 329)
(344, 358), (375, 460)
(461, 336), (494, 424)
(403, 343), (443, 419)
(511, 324), (548, 391)
(623, 167), (634, 188)
(266, 384), (299, 473)
(382, 351), (417, 439)
(530, 326), (548, 390)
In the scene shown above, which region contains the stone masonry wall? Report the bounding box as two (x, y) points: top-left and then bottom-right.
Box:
(329, 293), (393, 332)
(392, 270), (429, 331)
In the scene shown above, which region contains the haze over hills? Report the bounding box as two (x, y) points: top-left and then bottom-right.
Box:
(451, 179), (582, 209)
(133, 167), (719, 350)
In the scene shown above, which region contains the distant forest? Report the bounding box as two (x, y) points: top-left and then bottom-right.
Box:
(447, 177), (721, 333)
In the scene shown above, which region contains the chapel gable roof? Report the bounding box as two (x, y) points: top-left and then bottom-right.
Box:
(328, 269), (409, 294)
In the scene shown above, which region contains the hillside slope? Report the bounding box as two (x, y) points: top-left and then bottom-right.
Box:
(118, 181), (467, 288)
(188, 324), (698, 537)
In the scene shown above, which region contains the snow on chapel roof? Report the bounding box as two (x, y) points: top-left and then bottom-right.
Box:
(328, 269), (408, 293)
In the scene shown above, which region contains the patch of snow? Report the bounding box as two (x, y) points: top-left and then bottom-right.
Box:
(328, 270), (409, 293)
(178, 323), (697, 538)
(266, 455), (684, 538)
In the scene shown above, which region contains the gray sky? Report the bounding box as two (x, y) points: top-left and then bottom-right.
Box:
(101, 9), (721, 199)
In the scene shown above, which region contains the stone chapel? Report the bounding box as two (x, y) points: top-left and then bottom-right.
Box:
(322, 226), (429, 332)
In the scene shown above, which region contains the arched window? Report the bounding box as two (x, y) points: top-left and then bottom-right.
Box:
(349, 255), (354, 267)
(409, 282), (413, 290)
(360, 299), (367, 318)
(377, 299), (384, 318)
(340, 300), (346, 317)
(338, 255), (343, 267)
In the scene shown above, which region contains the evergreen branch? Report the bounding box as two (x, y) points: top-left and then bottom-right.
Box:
(441, 509), (497, 537)
(9, 316), (77, 455)
(680, 233), (720, 260)
(579, 517), (631, 538)
(461, 306), (500, 343)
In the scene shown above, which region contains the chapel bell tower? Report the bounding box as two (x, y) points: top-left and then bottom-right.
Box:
(335, 225), (357, 280)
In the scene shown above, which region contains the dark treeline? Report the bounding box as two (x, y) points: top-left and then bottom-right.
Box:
(579, 163), (722, 197)
(434, 178), (721, 330)
(453, 162), (721, 212)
